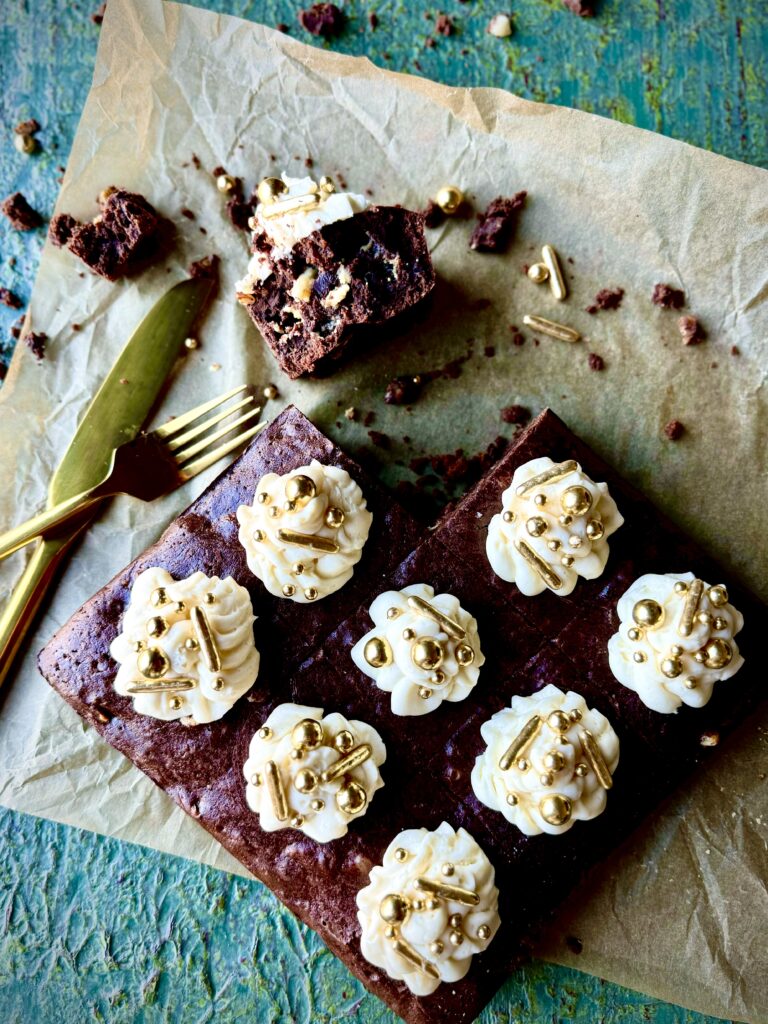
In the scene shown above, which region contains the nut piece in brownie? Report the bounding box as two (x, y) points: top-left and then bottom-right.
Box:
(236, 174), (435, 378)
(48, 187), (171, 280)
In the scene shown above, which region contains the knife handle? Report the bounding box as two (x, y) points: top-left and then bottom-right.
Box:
(0, 530), (84, 691)
(0, 488), (102, 562)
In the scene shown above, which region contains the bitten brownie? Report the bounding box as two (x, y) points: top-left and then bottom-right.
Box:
(37, 410), (767, 1024)
(238, 204), (435, 378)
(49, 187), (170, 280)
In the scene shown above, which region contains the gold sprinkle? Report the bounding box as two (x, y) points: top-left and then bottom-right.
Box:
(547, 710), (570, 733)
(449, 930), (464, 947)
(430, 669), (445, 684)
(541, 244), (568, 301)
(137, 646), (170, 679)
(292, 562), (305, 575)
(256, 177), (288, 204)
(441, 862), (454, 877)
(579, 728), (613, 789)
(150, 587), (169, 607)
(540, 772), (553, 786)
(216, 173), (237, 193)
(394, 847), (408, 862)
(407, 594), (466, 640)
(411, 636), (444, 671)
(146, 616), (168, 638)
(477, 924), (492, 941)
(380, 893), (410, 923)
(386, 607), (401, 619)
(633, 651), (647, 663)
(499, 714), (542, 771)
(514, 540), (563, 590)
(713, 616), (727, 631)
(204, 593), (215, 604)
(708, 585), (728, 607)
(324, 506), (345, 529)
(502, 510), (514, 523)
(169, 696), (183, 711)
(516, 757), (529, 771)
(569, 709), (582, 723)
(263, 383), (279, 400)
(678, 578), (704, 637)
(257, 492), (270, 504)
(304, 587), (318, 601)
(335, 780), (367, 815)
(522, 314), (580, 343)
(418, 686), (432, 699)
(283, 584), (296, 597)
(539, 793), (572, 826)
(291, 718), (324, 750)
(364, 637), (392, 668)
(321, 743), (372, 784)
(253, 530), (264, 542)
(430, 939), (444, 955)
(435, 184), (464, 215)
(560, 554), (575, 568)
(684, 677), (698, 689)
(184, 336), (199, 350)
(264, 760), (289, 822)
(674, 581), (689, 594)
(268, 506), (281, 519)
(391, 938), (440, 980)
(506, 792), (518, 806)
(191, 605), (221, 673)
(212, 677), (224, 691)
(290, 814), (304, 829)
(547, 539), (561, 552)
(516, 460), (578, 496)
(294, 768), (319, 794)
(575, 762), (589, 777)
(285, 474), (317, 504)
(250, 773), (261, 786)
(334, 730), (354, 752)
(277, 528), (339, 553)
(534, 493), (547, 506)
(126, 678), (195, 694)
(257, 726), (272, 740)
(402, 627), (415, 640)
(455, 642), (475, 666)
(310, 798), (325, 811)
(527, 262), (549, 284)
(526, 516), (548, 537)
(415, 877), (480, 906)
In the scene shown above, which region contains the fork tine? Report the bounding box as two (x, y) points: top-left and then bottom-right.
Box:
(174, 407), (264, 465)
(152, 385), (249, 441)
(179, 422), (266, 481)
(165, 396), (257, 452)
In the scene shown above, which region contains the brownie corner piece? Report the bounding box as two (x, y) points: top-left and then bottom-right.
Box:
(239, 204), (435, 378)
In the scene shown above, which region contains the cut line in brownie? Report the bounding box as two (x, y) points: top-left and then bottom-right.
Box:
(37, 409), (767, 1024)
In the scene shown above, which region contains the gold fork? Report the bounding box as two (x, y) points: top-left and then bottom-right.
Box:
(0, 384), (265, 562)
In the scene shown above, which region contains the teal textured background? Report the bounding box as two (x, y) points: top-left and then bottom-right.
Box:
(2, 1), (766, 1021)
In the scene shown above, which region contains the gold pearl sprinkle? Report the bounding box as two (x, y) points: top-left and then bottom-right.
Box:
(256, 176), (288, 204)
(448, 912), (463, 928)
(216, 173), (237, 193)
(212, 677), (224, 691)
(336, 780), (368, 815)
(169, 696), (183, 710)
(632, 598), (664, 629)
(283, 584), (296, 597)
(430, 939), (444, 955)
(547, 710), (570, 733)
(175, 602), (185, 614)
(184, 336), (198, 350)
(294, 768), (319, 794)
(253, 530), (264, 542)
(251, 773), (261, 786)
(628, 627), (643, 641)
(568, 535), (583, 549)
(559, 514), (573, 526)
(430, 669), (446, 685)
(402, 628), (415, 640)
(291, 718), (324, 750)
(702, 638), (733, 670)
(411, 636), (444, 672)
(394, 847), (408, 862)
(137, 646), (170, 680)
(435, 184), (464, 214)
(455, 642), (475, 666)
(441, 863), (455, 877)
(204, 593), (215, 604)
(304, 587), (318, 601)
(426, 897), (440, 911)
(526, 516), (547, 537)
(539, 793), (572, 826)
(534, 493), (547, 506)
(547, 539), (561, 552)
(540, 772), (554, 786)
(449, 930), (464, 947)
(292, 562), (305, 575)
(560, 485), (593, 516)
(263, 384), (279, 400)
(477, 924), (492, 941)
(184, 636), (199, 651)
(561, 555), (575, 567)
(575, 762), (589, 777)
(284, 500), (296, 512)
(334, 730), (354, 752)
(364, 636), (393, 668)
(257, 492), (270, 504)
(285, 474), (317, 504)
(418, 686), (433, 699)
(269, 506), (281, 519)
(697, 611), (712, 625)
(150, 587), (168, 607)
(506, 792), (518, 806)
(290, 748), (303, 760)
(633, 651), (647, 663)
(708, 585), (728, 607)
(325, 506), (345, 529)
(502, 510), (514, 523)
(527, 262), (550, 284)
(713, 616), (727, 631)
(543, 750), (565, 771)
(386, 607), (401, 619)
(585, 519), (604, 540)
(661, 657), (683, 678)
(684, 677), (698, 689)
(290, 814), (304, 829)
(569, 709), (582, 723)
(257, 726), (272, 740)
(384, 925), (397, 940)
(517, 757), (529, 771)
(671, 644), (683, 656)
(674, 581), (689, 594)
(310, 798), (325, 812)
(147, 616), (168, 638)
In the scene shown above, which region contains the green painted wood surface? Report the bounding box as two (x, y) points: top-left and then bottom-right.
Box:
(2, 1), (765, 1021)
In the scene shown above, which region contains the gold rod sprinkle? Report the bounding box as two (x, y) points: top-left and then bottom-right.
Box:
(191, 605), (221, 672)
(514, 540), (563, 591)
(516, 460), (578, 495)
(321, 743), (372, 783)
(578, 729), (613, 790)
(126, 679), (195, 694)
(541, 244), (568, 301)
(277, 529), (339, 553)
(678, 578), (704, 637)
(414, 877), (480, 906)
(264, 760), (289, 821)
(261, 193), (322, 219)
(522, 314), (580, 344)
(499, 714), (543, 771)
(406, 594), (466, 640)
(391, 938), (440, 980)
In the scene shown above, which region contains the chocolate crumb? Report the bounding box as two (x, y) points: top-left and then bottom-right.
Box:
(731, 345), (740, 356)
(435, 13), (454, 35)
(2, 192), (43, 231)
(363, 410), (375, 428)
(586, 287), (624, 313)
(368, 430), (390, 449)
(563, 0), (595, 14)
(276, 22), (289, 32)
(470, 193), (527, 253)
(10, 316), (23, 339)
(191, 153), (202, 170)
(0, 288), (22, 309)
(385, 374), (424, 406)
(664, 420), (685, 441)
(15, 118), (41, 136)
(181, 208), (196, 220)
(368, 12), (379, 29)
(25, 332), (48, 361)
(188, 254), (220, 282)
(651, 283), (685, 309)
(299, 3), (345, 36)
(484, 345), (495, 357)
(423, 200), (445, 229)
(501, 404), (531, 425)
(510, 325), (525, 346)
(678, 315), (705, 346)
(91, 2), (107, 25)
(565, 935), (583, 954)
(72, 323), (82, 331)
(588, 352), (605, 371)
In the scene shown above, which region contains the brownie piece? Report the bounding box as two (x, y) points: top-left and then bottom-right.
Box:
(48, 187), (170, 280)
(678, 314), (706, 345)
(38, 409), (767, 1024)
(563, 0), (595, 14)
(585, 286), (624, 314)
(469, 193), (526, 253)
(1, 192), (42, 230)
(298, 2), (344, 36)
(651, 283), (685, 309)
(240, 205), (434, 378)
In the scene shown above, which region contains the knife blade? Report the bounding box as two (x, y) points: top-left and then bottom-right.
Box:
(0, 276), (214, 690)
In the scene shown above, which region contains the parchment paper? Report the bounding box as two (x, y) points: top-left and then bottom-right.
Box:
(1, 0), (766, 1019)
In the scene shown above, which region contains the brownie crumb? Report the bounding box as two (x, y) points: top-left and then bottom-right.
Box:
(10, 316), (23, 340)
(470, 193), (527, 253)
(368, 12), (379, 29)
(563, 0), (594, 14)
(2, 192), (42, 231)
(0, 288), (22, 309)
(586, 287), (624, 313)
(664, 419), (685, 441)
(181, 208), (196, 220)
(363, 410), (375, 428)
(72, 323), (82, 331)
(501, 404), (531, 425)
(385, 374), (424, 406)
(368, 430), (390, 449)
(510, 325), (525, 346)
(91, 2), (107, 24)
(299, 3), (345, 36)
(731, 345), (740, 356)
(423, 200), (445, 229)
(276, 22), (289, 32)
(565, 935), (584, 954)
(651, 283), (685, 309)
(588, 352), (605, 371)
(15, 118), (41, 137)
(188, 255), (220, 291)
(191, 153), (202, 170)
(678, 315), (705, 346)
(25, 331), (48, 361)
(484, 345), (495, 357)
(435, 13), (454, 35)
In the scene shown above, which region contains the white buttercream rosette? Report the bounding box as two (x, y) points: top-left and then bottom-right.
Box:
(350, 583), (484, 716)
(243, 703), (385, 843)
(471, 684), (620, 836)
(607, 572), (744, 713)
(110, 568), (259, 724)
(356, 822), (500, 996)
(486, 456), (623, 596)
(236, 459), (372, 603)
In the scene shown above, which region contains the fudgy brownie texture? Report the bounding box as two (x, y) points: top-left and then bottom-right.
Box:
(49, 188), (170, 280)
(38, 409), (767, 1024)
(469, 193), (526, 252)
(241, 206), (435, 378)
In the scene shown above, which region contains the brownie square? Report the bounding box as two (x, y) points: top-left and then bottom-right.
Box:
(38, 408), (767, 1024)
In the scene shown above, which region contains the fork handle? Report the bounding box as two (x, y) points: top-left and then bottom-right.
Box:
(0, 486), (106, 562)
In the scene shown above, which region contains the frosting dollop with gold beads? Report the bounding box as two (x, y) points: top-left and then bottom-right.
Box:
(608, 572), (744, 713)
(109, 568), (259, 724)
(471, 684), (620, 836)
(236, 459), (373, 603)
(356, 822), (500, 996)
(243, 703), (385, 843)
(350, 583), (484, 716)
(486, 457), (623, 596)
